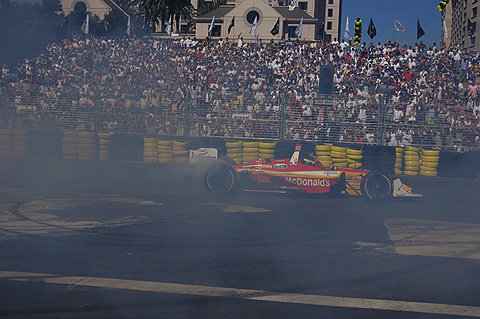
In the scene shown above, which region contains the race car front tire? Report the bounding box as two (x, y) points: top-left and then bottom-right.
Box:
(360, 172), (393, 200)
(204, 162), (239, 194)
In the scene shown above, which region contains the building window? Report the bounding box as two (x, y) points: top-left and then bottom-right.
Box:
(328, 9), (333, 17)
(298, 1), (308, 10)
(328, 0), (334, 4)
(473, 7), (478, 18)
(327, 21), (332, 30)
(471, 36), (476, 46)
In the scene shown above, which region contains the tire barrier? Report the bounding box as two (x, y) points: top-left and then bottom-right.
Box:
(419, 149), (440, 177)
(0, 129), (13, 156)
(225, 141), (243, 164)
(395, 147), (404, 175)
(143, 137), (158, 162)
(77, 131), (98, 160)
(62, 131), (78, 160)
(330, 146), (348, 168)
(98, 132), (113, 161)
(315, 144), (332, 168)
(347, 147), (363, 169)
(157, 139), (174, 163)
(259, 142), (277, 161)
(173, 140), (189, 163)
(13, 130), (29, 156)
(402, 146), (420, 176)
(242, 141), (260, 164)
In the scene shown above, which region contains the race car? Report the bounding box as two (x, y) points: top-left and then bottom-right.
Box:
(204, 144), (422, 200)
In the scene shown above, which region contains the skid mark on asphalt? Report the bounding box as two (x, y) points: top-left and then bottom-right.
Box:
(1, 271), (479, 317)
(385, 219), (480, 260)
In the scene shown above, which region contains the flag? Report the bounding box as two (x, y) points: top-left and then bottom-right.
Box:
(165, 15), (172, 36)
(394, 17), (406, 32)
(228, 17), (234, 34)
(468, 18), (476, 36)
(367, 18), (376, 39)
(270, 18), (280, 36)
(208, 16), (215, 35)
(81, 14), (89, 35)
(295, 17), (303, 38)
(249, 16), (257, 37)
(417, 19), (425, 40)
(443, 19), (448, 39)
(127, 15), (131, 36)
(344, 17), (350, 39)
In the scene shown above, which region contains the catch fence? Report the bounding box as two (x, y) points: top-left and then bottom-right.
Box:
(1, 83), (479, 151)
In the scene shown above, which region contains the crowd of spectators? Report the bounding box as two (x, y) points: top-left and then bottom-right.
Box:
(1, 34), (480, 151)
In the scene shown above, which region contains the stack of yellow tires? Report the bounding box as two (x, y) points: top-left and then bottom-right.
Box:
(420, 149), (440, 177)
(173, 141), (189, 163)
(98, 133), (113, 161)
(143, 138), (158, 162)
(395, 147), (404, 175)
(13, 130), (29, 156)
(331, 146), (348, 168)
(315, 144), (332, 168)
(242, 141), (260, 164)
(77, 131), (98, 160)
(158, 139), (174, 163)
(347, 148), (363, 168)
(225, 141), (243, 164)
(259, 142), (277, 161)
(403, 146), (420, 175)
(0, 129), (13, 156)
(62, 131), (78, 160)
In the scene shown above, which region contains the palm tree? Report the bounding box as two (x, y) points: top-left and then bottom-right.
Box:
(135, 0), (193, 33)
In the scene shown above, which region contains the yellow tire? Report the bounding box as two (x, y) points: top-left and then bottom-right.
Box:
(78, 131), (97, 138)
(336, 162), (348, 168)
(97, 133), (113, 139)
(331, 146), (347, 153)
(158, 139), (173, 146)
(347, 148), (362, 155)
(62, 137), (78, 144)
(144, 156), (157, 162)
(421, 155), (440, 163)
(99, 139), (112, 145)
(404, 151), (419, 157)
(243, 147), (259, 153)
(395, 168), (403, 175)
(331, 151), (347, 158)
(403, 166), (419, 172)
(420, 170), (438, 177)
(395, 162), (403, 168)
(403, 155), (420, 162)
(405, 146), (420, 152)
(331, 158), (347, 163)
(243, 142), (259, 148)
(78, 137), (97, 144)
(173, 150), (189, 156)
(403, 170), (419, 176)
(64, 131), (78, 138)
(173, 140), (189, 147)
(315, 150), (331, 156)
(395, 147), (404, 153)
(62, 148), (78, 155)
(319, 160), (332, 167)
(347, 154), (363, 161)
(315, 144), (331, 151)
(258, 142), (277, 149)
(420, 161), (439, 168)
(144, 138), (158, 143)
(226, 141), (243, 148)
(421, 149), (440, 156)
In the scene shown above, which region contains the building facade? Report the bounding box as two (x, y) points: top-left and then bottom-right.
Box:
(193, 0), (342, 42)
(447, 0), (480, 51)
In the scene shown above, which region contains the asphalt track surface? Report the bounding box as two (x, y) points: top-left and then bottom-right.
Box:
(0, 157), (479, 318)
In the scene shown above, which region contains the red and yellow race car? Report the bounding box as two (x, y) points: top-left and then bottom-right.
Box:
(204, 144), (422, 200)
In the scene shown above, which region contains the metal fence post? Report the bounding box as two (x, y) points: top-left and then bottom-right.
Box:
(279, 92), (285, 140)
(184, 90), (190, 138)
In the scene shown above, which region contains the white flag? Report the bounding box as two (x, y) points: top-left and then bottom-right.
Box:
(394, 17), (406, 32)
(81, 14), (89, 35)
(165, 15), (172, 36)
(344, 17), (350, 39)
(443, 19), (449, 39)
(295, 17), (303, 38)
(127, 15), (131, 36)
(208, 16), (215, 35)
(249, 16), (257, 37)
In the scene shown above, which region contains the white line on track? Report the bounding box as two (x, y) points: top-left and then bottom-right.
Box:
(1, 271), (480, 317)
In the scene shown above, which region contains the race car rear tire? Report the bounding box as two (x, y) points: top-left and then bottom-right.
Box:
(360, 172), (393, 200)
(204, 162), (239, 194)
